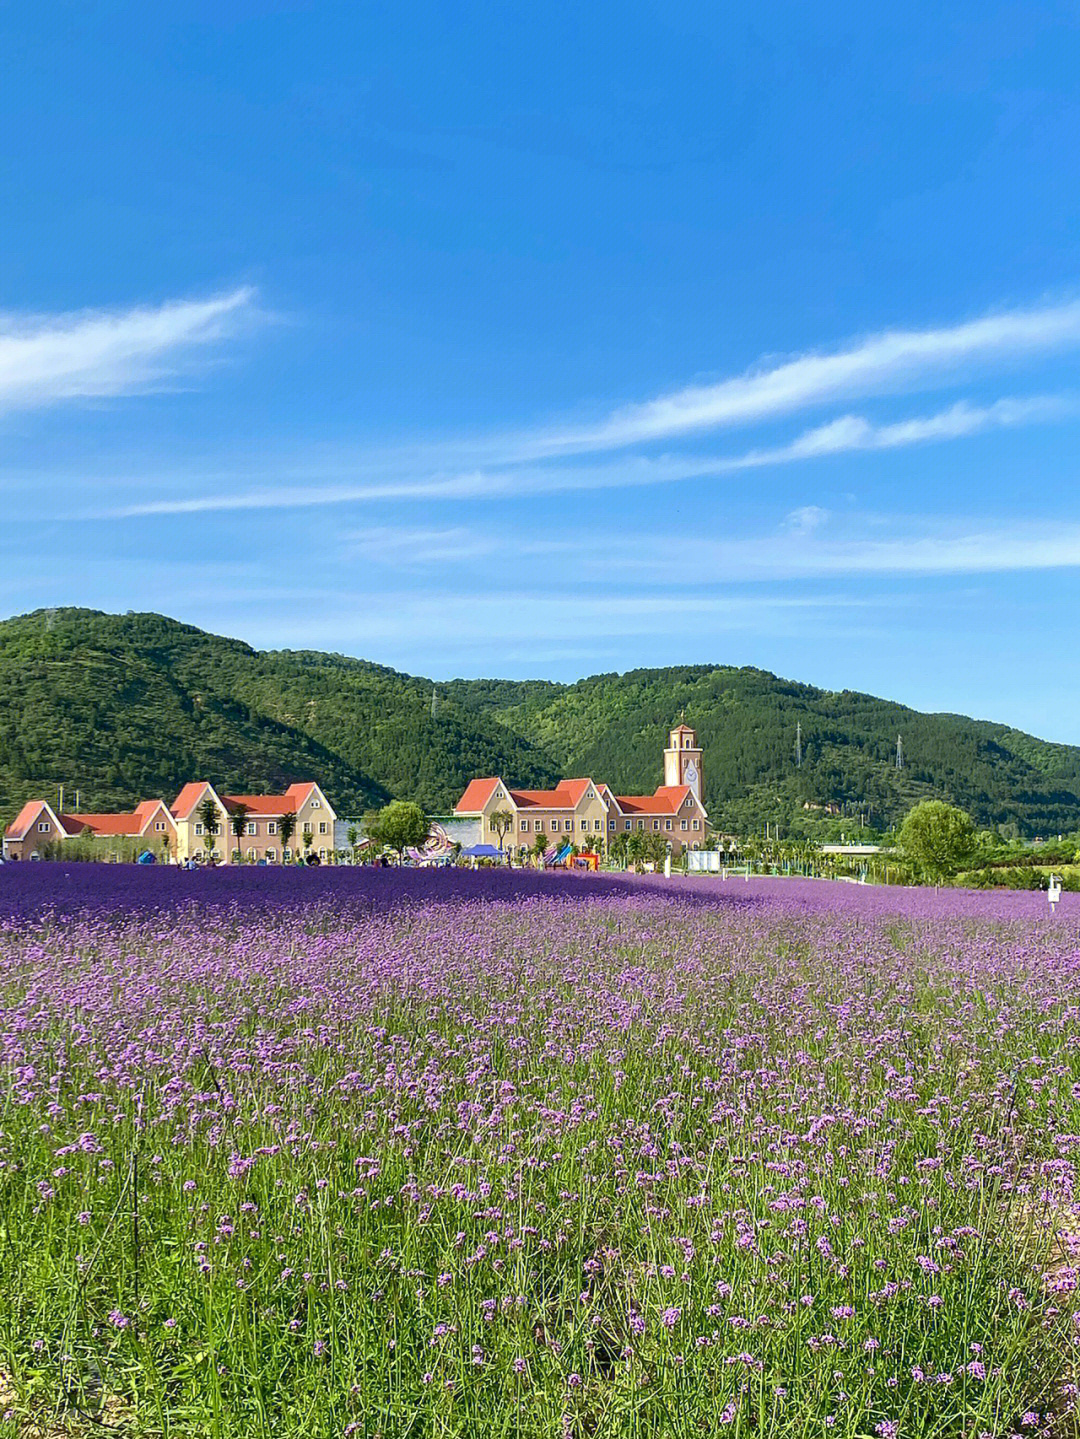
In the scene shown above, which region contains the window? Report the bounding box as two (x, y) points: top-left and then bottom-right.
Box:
(551, 820), (559, 832)
(268, 822), (277, 835)
(692, 819), (700, 830)
(266, 848), (276, 862)
(680, 819), (688, 830)
(194, 823), (203, 836)
(38, 821), (50, 833)
(247, 848), (257, 860)
(565, 820), (573, 832)
(319, 848), (327, 859)
(282, 848), (292, 860)
(302, 821), (312, 834)
(608, 820), (616, 831)
(245, 822), (257, 835)
(624, 821), (631, 831)
(520, 819), (530, 832)
(535, 820), (544, 831)
(311, 798), (321, 808)
(653, 820), (660, 831)
(665, 819), (672, 831)
(637, 820), (644, 831)
(318, 821), (328, 835)
(155, 821), (166, 832)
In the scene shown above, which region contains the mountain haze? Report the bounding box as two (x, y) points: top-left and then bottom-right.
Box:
(2, 608), (1079, 837)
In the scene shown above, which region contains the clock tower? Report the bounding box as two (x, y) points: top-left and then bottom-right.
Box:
(664, 723), (703, 802)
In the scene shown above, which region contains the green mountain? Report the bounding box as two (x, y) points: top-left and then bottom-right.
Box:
(2, 607), (1079, 838)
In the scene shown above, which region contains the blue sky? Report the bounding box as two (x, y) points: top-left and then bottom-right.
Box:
(3, 2), (1080, 739)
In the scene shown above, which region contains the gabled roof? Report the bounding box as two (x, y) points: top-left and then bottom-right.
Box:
(612, 786), (702, 816)
(668, 724), (696, 736)
(172, 782), (220, 819)
(5, 799), (62, 840)
(556, 778), (594, 806)
(133, 800), (173, 834)
(454, 778), (503, 813)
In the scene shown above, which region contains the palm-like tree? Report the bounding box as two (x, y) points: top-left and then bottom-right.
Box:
(229, 802), (251, 864)
(277, 809), (297, 862)
(488, 809), (515, 855)
(196, 796), (220, 861)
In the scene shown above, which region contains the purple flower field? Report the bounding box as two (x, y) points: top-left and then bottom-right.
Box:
(1, 865), (1080, 1437)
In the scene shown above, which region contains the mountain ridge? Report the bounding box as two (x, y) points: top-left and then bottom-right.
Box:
(2, 607), (1078, 837)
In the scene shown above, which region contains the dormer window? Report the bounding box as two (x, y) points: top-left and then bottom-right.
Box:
(312, 799), (321, 808)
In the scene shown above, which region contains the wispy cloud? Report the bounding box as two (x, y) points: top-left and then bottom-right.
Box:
(101, 393), (1068, 517)
(587, 517), (1080, 581)
(529, 297), (1080, 454)
(334, 511), (1080, 583)
(0, 287), (257, 413)
(199, 588), (874, 655)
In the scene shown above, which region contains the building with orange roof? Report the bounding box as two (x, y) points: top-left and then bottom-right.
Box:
(2, 796), (177, 860)
(171, 780), (336, 864)
(5, 782), (336, 864)
(453, 723), (708, 856)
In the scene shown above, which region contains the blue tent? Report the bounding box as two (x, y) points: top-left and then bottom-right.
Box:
(136, 850), (156, 864)
(461, 844), (503, 858)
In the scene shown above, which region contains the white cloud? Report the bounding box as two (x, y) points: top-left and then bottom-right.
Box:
(593, 518), (1080, 581)
(335, 511), (1080, 584)
(0, 287), (257, 412)
(532, 298), (1080, 454)
(101, 393), (1069, 517)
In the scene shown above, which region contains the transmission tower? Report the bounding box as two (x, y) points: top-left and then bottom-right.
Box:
(795, 721), (802, 769)
(896, 734), (904, 770)
(431, 685), (437, 720)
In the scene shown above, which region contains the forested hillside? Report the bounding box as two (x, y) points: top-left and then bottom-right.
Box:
(2, 608), (1079, 836)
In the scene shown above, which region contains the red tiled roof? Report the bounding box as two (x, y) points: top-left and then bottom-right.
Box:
(613, 786), (697, 816)
(668, 724), (696, 736)
(63, 812), (143, 837)
(223, 795), (297, 816)
(507, 789), (570, 809)
(556, 778), (594, 805)
(454, 778), (502, 813)
(172, 782), (215, 819)
(5, 800), (49, 840)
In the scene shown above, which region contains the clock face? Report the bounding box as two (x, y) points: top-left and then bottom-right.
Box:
(684, 761), (698, 787)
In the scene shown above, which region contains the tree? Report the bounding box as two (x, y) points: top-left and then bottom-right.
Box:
(532, 830), (550, 866)
(229, 802), (251, 863)
(346, 823), (359, 864)
(196, 796), (220, 860)
(277, 809), (297, 862)
(897, 800), (978, 882)
(610, 831), (630, 868)
(488, 809), (515, 854)
(364, 801), (429, 864)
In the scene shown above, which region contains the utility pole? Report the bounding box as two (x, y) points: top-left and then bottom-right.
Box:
(58, 784), (64, 814)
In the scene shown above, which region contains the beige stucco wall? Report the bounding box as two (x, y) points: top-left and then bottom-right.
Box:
(223, 787), (339, 865)
(3, 806), (59, 860)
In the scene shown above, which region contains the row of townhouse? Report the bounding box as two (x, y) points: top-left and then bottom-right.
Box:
(453, 723), (709, 856)
(3, 781), (337, 863)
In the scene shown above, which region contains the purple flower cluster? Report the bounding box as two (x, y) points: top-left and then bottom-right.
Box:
(0, 863), (1077, 1437)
